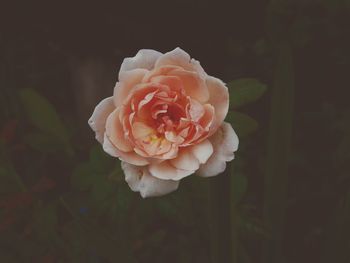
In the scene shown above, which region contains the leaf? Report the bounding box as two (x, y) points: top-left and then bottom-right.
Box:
(23, 133), (62, 153)
(89, 145), (114, 173)
(225, 111), (258, 137)
(32, 204), (58, 241)
(228, 78), (267, 108)
(71, 163), (95, 191)
(18, 88), (71, 152)
(91, 176), (115, 203)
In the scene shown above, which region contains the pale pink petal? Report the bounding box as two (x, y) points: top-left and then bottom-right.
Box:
(132, 122), (155, 140)
(102, 134), (149, 165)
(122, 162), (179, 198)
(119, 49), (162, 74)
(150, 75), (183, 92)
(149, 161), (194, 180)
(113, 69), (148, 107)
(187, 99), (205, 122)
(170, 149), (200, 171)
(169, 69), (209, 103)
(190, 139), (213, 164)
(154, 47), (207, 76)
(105, 108), (133, 152)
(197, 122), (239, 177)
(88, 97), (115, 143)
(206, 76), (229, 129)
(200, 104), (215, 133)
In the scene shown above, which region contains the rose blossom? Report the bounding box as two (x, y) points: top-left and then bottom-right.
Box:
(89, 48), (239, 198)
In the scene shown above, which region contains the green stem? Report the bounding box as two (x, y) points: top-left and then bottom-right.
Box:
(209, 165), (231, 263)
(230, 164), (238, 263)
(262, 41), (294, 263)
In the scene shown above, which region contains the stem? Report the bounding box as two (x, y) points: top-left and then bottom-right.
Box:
(230, 164), (238, 263)
(262, 41), (294, 263)
(209, 165), (231, 263)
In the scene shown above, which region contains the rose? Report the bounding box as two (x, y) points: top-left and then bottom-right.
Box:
(89, 48), (239, 198)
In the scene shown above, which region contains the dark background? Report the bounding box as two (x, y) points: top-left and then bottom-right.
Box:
(1, 0), (349, 262)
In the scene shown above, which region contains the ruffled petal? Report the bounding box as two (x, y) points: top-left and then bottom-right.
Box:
(149, 161), (194, 180)
(170, 149), (200, 171)
(197, 122), (239, 177)
(122, 162), (179, 198)
(105, 108), (133, 152)
(190, 139), (213, 164)
(155, 47), (207, 76)
(119, 49), (162, 74)
(169, 69), (209, 103)
(206, 76), (229, 130)
(113, 69), (148, 107)
(88, 97), (115, 143)
(102, 134), (149, 165)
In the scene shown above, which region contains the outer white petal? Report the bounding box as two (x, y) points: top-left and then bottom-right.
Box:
(121, 162), (179, 198)
(88, 97), (115, 143)
(119, 49), (162, 75)
(190, 139), (214, 164)
(155, 47), (207, 76)
(149, 161), (194, 181)
(197, 122), (239, 177)
(170, 149), (200, 171)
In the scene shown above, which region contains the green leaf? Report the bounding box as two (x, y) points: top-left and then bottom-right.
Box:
(225, 111), (258, 137)
(89, 145), (114, 173)
(23, 133), (62, 153)
(18, 88), (70, 146)
(228, 78), (267, 108)
(32, 204), (58, 241)
(71, 163), (95, 191)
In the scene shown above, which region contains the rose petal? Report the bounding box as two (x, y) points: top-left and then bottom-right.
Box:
(149, 161), (194, 180)
(113, 69), (148, 107)
(88, 97), (115, 143)
(122, 162), (179, 198)
(170, 149), (200, 171)
(119, 49), (162, 74)
(105, 108), (134, 152)
(197, 122), (239, 177)
(169, 69), (209, 103)
(103, 134), (149, 165)
(155, 47), (206, 76)
(206, 76), (229, 129)
(190, 139), (213, 164)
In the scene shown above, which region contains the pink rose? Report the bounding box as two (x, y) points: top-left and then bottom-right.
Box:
(89, 48), (239, 198)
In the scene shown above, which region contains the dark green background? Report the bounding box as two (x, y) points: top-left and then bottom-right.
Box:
(1, 0), (349, 262)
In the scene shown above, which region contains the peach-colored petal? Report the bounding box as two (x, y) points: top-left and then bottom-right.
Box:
(190, 139), (213, 164)
(149, 161), (194, 180)
(88, 97), (115, 143)
(150, 75), (183, 92)
(113, 69), (148, 107)
(200, 104), (215, 133)
(132, 122), (155, 140)
(206, 76), (229, 129)
(102, 133), (149, 165)
(105, 108), (133, 152)
(187, 99), (205, 122)
(154, 47), (207, 76)
(197, 122), (239, 177)
(119, 49), (162, 74)
(169, 69), (209, 103)
(122, 162), (179, 198)
(170, 149), (199, 171)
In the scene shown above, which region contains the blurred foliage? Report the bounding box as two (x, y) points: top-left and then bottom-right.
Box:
(0, 0), (349, 262)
